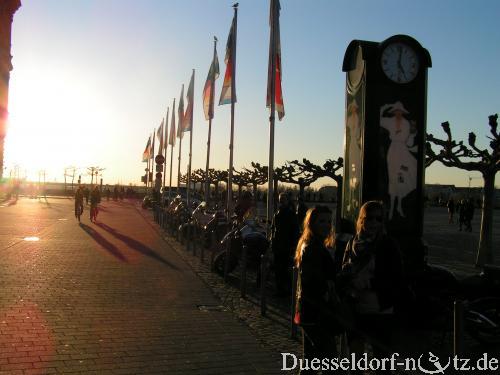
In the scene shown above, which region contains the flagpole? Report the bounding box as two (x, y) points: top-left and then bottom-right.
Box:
(187, 69), (195, 209)
(163, 107), (170, 190)
(150, 128), (156, 193)
(177, 85), (184, 196)
(227, 3), (238, 218)
(267, 0), (277, 229)
(205, 36), (217, 205)
(169, 99), (176, 201)
(148, 132), (153, 193)
(146, 143), (150, 192)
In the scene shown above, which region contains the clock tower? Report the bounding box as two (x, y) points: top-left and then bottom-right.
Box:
(341, 35), (432, 273)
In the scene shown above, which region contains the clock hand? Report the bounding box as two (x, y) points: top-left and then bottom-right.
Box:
(396, 47), (407, 80)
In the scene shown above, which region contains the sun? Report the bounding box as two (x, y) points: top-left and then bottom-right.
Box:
(5, 66), (112, 181)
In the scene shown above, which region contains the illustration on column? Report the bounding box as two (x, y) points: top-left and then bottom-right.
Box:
(344, 98), (362, 218)
(379, 101), (417, 220)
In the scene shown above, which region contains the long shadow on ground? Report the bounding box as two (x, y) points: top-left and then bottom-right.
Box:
(79, 223), (129, 263)
(95, 222), (179, 270)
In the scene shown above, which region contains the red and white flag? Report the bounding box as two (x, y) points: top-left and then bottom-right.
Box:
(169, 99), (176, 146)
(267, 0), (284, 120)
(183, 70), (195, 131)
(219, 13), (237, 105)
(156, 119), (164, 154)
(203, 46), (219, 120)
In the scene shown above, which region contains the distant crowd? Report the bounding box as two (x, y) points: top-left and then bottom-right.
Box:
(446, 198), (475, 231)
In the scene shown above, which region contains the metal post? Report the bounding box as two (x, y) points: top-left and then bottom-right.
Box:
(240, 244), (248, 298)
(200, 226), (205, 263)
(260, 252), (268, 316)
(210, 230), (216, 271)
(223, 234), (232, 283)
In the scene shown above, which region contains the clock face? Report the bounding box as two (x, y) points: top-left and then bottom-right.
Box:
(348, 46), (365, 89)
(381, 42), (419, 83)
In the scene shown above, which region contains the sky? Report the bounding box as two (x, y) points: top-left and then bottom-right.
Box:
(4, 0), (500, 189)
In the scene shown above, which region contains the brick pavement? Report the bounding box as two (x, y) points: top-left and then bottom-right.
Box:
(0, 197), (290, 374)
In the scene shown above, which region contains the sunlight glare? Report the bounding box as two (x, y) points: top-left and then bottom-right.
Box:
(5, 66), (113, 181)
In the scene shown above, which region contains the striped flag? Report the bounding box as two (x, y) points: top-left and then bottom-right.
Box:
(150, 128), (155, 160)
(183, 70), (195, 132)
(177, 85), (184, 138)
(219, 13), (237, 105)
(169, 98), (176, 146)
(267, 0), (285, 120)
(203, 44), (219, 120)
(142, 136), (151, 162)
(156, 119), (164, 154)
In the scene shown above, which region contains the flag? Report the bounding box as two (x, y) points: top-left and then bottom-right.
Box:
(177, 85), (184, 138)
(219, 13), (237, 105)
(163, 108), (169, 153)
(169, 99), (176, 146)
(203, 45), (219, 120)
(183, 70), (195, 132)
(142, 136), (151, 162)
(150, 128), (155, 159)
(157, 119), (164, 154)
(267, 0), (285, 120)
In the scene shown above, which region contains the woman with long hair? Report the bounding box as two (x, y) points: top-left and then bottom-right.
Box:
(294, 205), (339, 373)
(340, 200), (403, 359)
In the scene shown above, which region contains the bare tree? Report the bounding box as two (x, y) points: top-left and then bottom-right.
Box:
(290, 158), (343, 194)
(64, 166), (77, 192)
(232, 169), (250, 198)
(281, 161), (317, 198)
(189, 169), (205, 195)
(290, 158), (343, 225)
(87, 167), (105, 187)
(243, 162), (268, 199)
(208, 169), (228, 202)
(426, 114), (499, 266)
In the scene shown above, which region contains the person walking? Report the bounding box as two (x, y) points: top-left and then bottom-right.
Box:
(74, 186), (84, 221)
(458, 199), (467, 231)
(293, 205), (340, 374)
(446, 198), (455, 224)
(338, 200), (403, 361)
(90, 186), (101, 222)
(271, 193), (300, 297)
(465, 198), (474, 232)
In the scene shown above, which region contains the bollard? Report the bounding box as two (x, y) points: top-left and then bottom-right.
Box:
(200, 227), (205, 263)
(176, 218), (181, 242)
(192, 225), (197, 257)
(223, 234), (232, 283)
(184, 224), (190, 251)
(210, 230), (216, 271)
(454, 300), (465, 357)
(240, 244), (248, 298)
(291, 266), (298, 339)
(260, 252), (268, 316)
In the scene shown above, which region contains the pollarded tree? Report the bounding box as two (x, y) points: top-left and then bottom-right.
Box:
(290, 158), (344, 223)
(281, 161), (317, 199)
(232, 169), (251, 198)
(426, 114), (499, 266)
(189, 169), (205, 195)
(244, 162), (268, 199)
(178, 172), (188, 185)
(290, 158), (343, 199)
(208, 169), (228, 201)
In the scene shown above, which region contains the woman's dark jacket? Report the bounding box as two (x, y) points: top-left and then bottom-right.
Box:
(295, 238), (336, 326)
(340, 234), (403, 312)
